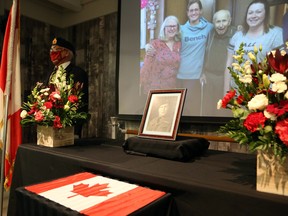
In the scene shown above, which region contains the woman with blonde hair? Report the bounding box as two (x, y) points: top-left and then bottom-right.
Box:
(140, 15), (181, 94)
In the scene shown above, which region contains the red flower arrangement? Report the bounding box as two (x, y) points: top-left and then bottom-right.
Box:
(217, 43), (288, 161)
(20, 67), (88, 129)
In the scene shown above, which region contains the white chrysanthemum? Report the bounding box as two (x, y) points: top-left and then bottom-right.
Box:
(239, 74), (252, 83)
(271, 82), (287, 93)
(247, 94), (268, 111)
(217, 100), (222, 110)
(270, 73), (286, 83)
(264, 110), (277, 121)
(20, 110), (28, 119)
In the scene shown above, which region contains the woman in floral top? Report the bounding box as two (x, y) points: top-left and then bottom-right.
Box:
(140, 15), (181, 94)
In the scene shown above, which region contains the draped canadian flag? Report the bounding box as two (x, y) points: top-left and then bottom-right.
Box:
(25, 172), (166, 216)
(0, 0), (22, 190)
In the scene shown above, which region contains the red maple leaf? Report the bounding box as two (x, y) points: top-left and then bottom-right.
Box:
(68, 183), (112, 198)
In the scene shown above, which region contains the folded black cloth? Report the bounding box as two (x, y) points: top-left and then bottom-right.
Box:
(122, 136), (210, 162)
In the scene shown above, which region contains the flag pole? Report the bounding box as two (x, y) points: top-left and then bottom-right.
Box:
(0, 95), (10, 215)
(0, 1), (21, 214)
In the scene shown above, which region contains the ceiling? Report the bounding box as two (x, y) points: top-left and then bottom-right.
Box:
(29, 0), (99, 13)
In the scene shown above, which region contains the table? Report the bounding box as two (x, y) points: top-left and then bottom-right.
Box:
(8, 139), (288, 216)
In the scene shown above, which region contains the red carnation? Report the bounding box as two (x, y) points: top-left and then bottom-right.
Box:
(266, 101), (288, 117)
(221, 90), (236, 108)
(49, 91), (61, 102)
(275, 119), (288, 146)
(236, 95), (245, 105)
(35, 111), (44, 122)
(243, 112), (266, 132)
(44, 101), (53, 109)
(53, 116), (63, 128)
(68, 95), (79, 103)
(28, 103), (38, 115)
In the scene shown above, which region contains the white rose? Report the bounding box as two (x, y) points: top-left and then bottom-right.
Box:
(247, 94), (268, 111)
(20, 110), (28, 119)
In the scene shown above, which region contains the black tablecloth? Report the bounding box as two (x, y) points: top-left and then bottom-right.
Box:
(8, 139), (288, 216)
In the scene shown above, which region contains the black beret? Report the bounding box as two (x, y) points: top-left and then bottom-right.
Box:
(52, 37), (75, 54)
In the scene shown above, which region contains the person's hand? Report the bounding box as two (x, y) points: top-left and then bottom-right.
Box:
(145, 43), (156, 56)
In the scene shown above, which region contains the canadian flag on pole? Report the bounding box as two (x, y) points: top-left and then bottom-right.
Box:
(25, 172), (166, 216)
(0, 0), (22, 190)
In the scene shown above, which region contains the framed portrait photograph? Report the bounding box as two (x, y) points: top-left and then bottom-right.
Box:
(138, 89), (187, 140)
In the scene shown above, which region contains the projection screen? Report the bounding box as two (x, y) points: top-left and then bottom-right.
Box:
(118, 0), (287, 122)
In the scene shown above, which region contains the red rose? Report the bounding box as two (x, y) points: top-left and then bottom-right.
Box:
(275, 119), (288, 146)
(243, 112), (266, 132)
(68, 95), (79, 103)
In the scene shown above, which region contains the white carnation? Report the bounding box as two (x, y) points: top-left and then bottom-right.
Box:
(20, 110), (28, 119)
(285, 91), (288, 99)
(271, 82), (287, 93)
(270, 73), (286, 83)
(217, 100), (222, 110)
(264, 110), (277, 121)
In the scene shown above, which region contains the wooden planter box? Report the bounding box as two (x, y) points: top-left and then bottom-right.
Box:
(256, 150), (288, 196)
(37, 126), (74, 147)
